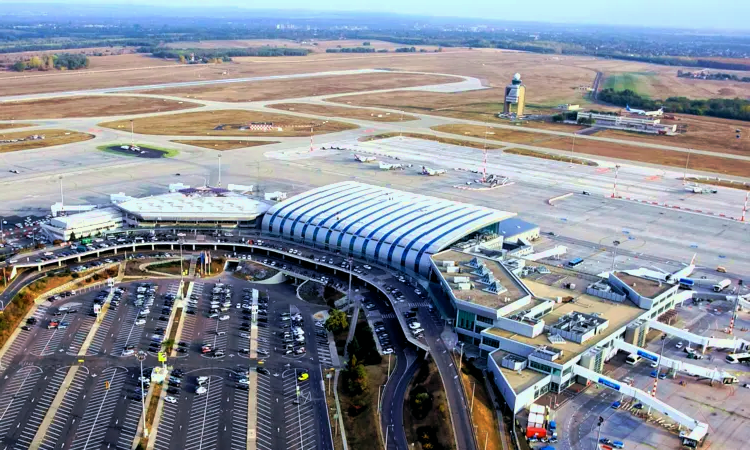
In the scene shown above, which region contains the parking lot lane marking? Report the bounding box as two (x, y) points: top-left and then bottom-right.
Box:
(29, 366), (82, 450)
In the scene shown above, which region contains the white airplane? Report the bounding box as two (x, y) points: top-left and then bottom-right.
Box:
(421, 166), (446, 176)
(354, 154), (376, 163)
(379, 161), (403, 170)
(626, 105), (664, 116)
(684, 184), (717, 194)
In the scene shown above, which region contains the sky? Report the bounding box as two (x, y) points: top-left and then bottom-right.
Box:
(19, 0), (750, 30)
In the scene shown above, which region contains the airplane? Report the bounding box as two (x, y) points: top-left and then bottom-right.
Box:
(354, 154), (376, 163)
(626, 105), (664, 117)
(420, 166), (446, 176)
(379, 161), (403, 171)
(684, 184), (717, 194)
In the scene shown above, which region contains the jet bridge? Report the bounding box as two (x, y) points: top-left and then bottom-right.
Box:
(648, 320), (749, 352)
(572, 364), (708, 446)
(613, 339), (738, 384)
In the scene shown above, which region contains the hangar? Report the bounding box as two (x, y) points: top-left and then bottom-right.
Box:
(261, 181), (516, 275)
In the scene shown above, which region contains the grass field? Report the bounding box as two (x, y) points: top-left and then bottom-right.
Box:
(430, 124), (549, 145)
(171, 139), (280, 150)
(0, 95), (200, 120)
(0, 123), (35, 130)
(98, 143), (179, 158)
(602, 72), (656, 94)
(141, 72), (459, 102)
(338, 359), (388, 450)
(537, 135), (750, 177)
(268, 103), (418, 122)
(403, 357), (455, 450)
(503, 147), (597, 166)
(686, 177), (750, 191)
(99, 110), (357, 137)
(359, 132), (502, 149)
(0, 129), (94, 153)
(597, 114), (750, 157)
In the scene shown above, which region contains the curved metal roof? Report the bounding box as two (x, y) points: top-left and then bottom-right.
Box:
(262, 181), (515, 274)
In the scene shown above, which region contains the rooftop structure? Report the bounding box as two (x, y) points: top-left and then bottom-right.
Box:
(116, 187), (271, 224)
(492, 350), (549, 392)
(262, 181), (516, 276)
(432, 250), (529, 310)
(41, 207), (123, 241)
(485, 280), (643, 364)
(613, 272), (672, 299)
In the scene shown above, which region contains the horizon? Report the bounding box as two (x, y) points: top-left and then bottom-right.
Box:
(4, 0), (750, 31)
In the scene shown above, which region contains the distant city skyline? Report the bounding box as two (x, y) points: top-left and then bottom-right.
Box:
(15, 0), (750, 31)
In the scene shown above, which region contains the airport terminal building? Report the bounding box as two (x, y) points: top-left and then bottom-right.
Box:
(261, 181), (517, 276)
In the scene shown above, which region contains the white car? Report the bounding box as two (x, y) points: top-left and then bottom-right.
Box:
(236, 303), (241, 309)
(165, 396), (177, 404)
(382, 348), (394, 355)
(363, 265), (372, 270)
(408, 322), (421, 329)
(240, 333), (249, 338)
(196, 386), (207, 395)
(140, 308), (150, 315)
(219, 315), (230, 321)
(676, 342), (683, 349)
(122, 349), (135, 356)
(135, 319), (146, 326)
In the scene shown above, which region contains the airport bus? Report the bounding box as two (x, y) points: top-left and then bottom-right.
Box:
(567, 257), (584, 267)
(725, 352), (750, 364)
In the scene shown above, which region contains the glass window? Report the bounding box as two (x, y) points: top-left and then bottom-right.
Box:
(476, 315), (494, 325)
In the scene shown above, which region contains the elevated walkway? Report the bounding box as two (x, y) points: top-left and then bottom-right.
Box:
(572, 364), (708, 446)
(648, 320), (749, 352)
(613, 339), (737, 384)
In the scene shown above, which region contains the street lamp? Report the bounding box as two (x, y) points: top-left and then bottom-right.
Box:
(135, 351), (148, 438)
(611, 240), (621, 272)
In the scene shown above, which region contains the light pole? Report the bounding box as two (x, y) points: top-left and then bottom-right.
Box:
(58, 175), (65, 216)
(135, 352), (148, 438)
(683, 149), (691, 184)
(377, 384), (386, 414)
(596, 415), (605, 450)
(611, 240), (621, 272)
(570, 133), (577, 165)
(458, 342), (465, 374)
(385, 424), (392, 448)
(470, 381), (476, 414)
(130, 119), (135, 147)
(217, 154), (222, 187)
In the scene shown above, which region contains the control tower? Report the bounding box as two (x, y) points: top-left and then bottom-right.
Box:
(503, 73), (526, 117)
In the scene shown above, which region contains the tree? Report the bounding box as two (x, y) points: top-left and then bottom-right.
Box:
(69, 232), (77, 242)
(324, 309), (348, 333)
(362, 41), (370, 46)
(178, 54), (186, 63)
(11, 61), (26, 72)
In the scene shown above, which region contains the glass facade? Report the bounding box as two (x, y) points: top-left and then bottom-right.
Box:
(457, 309), (476, 332)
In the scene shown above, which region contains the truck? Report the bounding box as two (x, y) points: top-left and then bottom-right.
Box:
(713, 279), (731, 292)
(678, 278), (695, 290)
(549, 420), (558, 441)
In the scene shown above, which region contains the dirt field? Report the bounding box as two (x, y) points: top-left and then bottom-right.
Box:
(140, 72), (459, 102)
(165, 39), (444, 53)
(171, 140), (280, 150)
(536, 135), (750, 177)
(359, 132), (502, 149)
(268, 103), (418, 122)
(0, 95), (200, 120)
(597, 114), (750, 157)
(0, 129), (94, 153)
(99, 110), (357, 137)
(504, 147), (598, 166)
(0, 123), (35, 130)
(431, 124), (552, 145)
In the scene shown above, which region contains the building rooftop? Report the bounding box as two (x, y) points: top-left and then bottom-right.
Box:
(614, 272), (672, 299)
(495, 218), (539, 240)
(491, 350), (550, 392)
(486, 280), (644, 364)
(432, 250), (529, 310)
(116, 188), (271, 221)
(49, 207), (121, 229)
